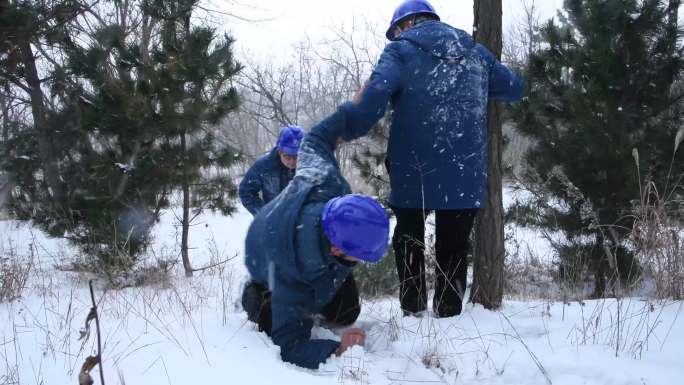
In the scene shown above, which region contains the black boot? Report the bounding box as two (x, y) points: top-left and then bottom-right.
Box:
(241, 281), (272, 335)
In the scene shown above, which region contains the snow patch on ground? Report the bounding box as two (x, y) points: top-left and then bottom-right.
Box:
(1, 202), (683, 385)
(2, 272), (681, 384)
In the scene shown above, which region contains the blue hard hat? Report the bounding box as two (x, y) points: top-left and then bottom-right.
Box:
(386, 0), (440, 40)
(277, 125), (304, 155)
(322, 194), (389, 263)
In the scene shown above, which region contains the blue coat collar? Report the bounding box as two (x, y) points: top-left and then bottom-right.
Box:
(397, 21), (474, 61)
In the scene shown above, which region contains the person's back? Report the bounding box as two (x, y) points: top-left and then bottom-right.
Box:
(389, 20), (512, 207)
(336, 0), (523, 317)
(344, 18), (522, 209)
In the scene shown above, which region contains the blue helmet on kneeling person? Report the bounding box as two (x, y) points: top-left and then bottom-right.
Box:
(322, 194), (389, 263)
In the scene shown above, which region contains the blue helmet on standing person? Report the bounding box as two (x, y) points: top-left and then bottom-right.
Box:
(322, 194), (390, 263)
(386, 0), (440, 40)
(277, 125), (304, 155)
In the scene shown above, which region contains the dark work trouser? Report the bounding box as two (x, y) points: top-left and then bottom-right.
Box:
(391, 207), (478, 317)
(241, 273), (360, 336)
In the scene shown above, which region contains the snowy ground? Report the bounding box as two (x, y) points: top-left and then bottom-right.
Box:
(1, 205), (683, 385)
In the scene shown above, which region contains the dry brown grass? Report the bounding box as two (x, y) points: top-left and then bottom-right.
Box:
(630, 181), (683, 300)
(0, 248), (32, 303)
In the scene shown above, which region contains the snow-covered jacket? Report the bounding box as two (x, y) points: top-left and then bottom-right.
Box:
(244, 108), (359, 369)
(238, 147), (295, 215)
(340, 20), (523, 209)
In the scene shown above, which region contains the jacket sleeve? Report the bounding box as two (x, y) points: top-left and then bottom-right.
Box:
(338, 41), (404, 142)
(268, 254), (353, 369)
(270, 311), (340, 369)
(239, 163), (265, 215)
(270, 275), (341, 369)
(306, 106), (349, 151)
(476, 43), (524, 102)
(296, 110), (351, 199)
(307, 264), (352, 309)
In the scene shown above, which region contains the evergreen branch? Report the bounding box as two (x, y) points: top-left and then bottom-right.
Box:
(81, 2), (107, 30)
(142, 1), (195, 21)
(206, 75), (229, 105)
(0, 71), (31, 94)
(194, 5), (279, 23)
(38, 0), (103, 37)
(650, 90), (684, 118)
(33, 44), (68, 81)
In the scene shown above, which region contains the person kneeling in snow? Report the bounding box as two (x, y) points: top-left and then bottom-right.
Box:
(239, 125), (305, 216)
(241, 110), (389, 369)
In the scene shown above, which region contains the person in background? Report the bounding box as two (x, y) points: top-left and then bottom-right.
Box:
(239, 125), (304, 215)
(340, 0), (523, 317)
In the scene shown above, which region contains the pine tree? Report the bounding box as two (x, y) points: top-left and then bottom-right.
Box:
(57, 19), (174, 267)
(0, 0), (80, 212)
(1, 1), (241, 270)
(512, 0), (684, 296)
(147, 0), (242, 276)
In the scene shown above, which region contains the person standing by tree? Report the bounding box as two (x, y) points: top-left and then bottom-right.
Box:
(341, 0), (523, 317)
(239, 125), (304, 215)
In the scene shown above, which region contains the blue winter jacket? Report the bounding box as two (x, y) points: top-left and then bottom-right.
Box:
(340, 21), (523, 209)
(239, 147), (295, 215)
(244, 108), (362, 369)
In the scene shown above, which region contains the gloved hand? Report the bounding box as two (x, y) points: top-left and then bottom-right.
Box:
(335, 328), (366, 356)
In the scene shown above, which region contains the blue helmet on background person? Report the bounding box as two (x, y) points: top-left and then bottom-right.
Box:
(277, 125), (304, 155)
(322, 194), (390, 263)
(386, 0), (440, 40)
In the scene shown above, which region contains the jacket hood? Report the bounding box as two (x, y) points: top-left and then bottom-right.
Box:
(398, 21), (474, 61)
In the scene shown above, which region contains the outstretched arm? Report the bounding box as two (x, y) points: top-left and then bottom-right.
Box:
(476, 44), (524, 102)
(293, 108), (353, 202)
(270, 297), (340, 369)
(338, 41), (404, 141)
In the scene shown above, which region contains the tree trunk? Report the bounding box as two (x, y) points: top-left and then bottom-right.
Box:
(180, 131), (193, 277)
(0, 84), (10, 209)
(1, 84), (9, 146)
(140, 11), (154, 64)
(19, 40), (65, 204)
(470, 0), (505, 309)
(668, 0), (680, 26)
(179, 7), (194, 277)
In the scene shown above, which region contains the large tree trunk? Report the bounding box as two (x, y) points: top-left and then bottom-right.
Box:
(19, 40), (65, 204)
(470, 0), (505, 309)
